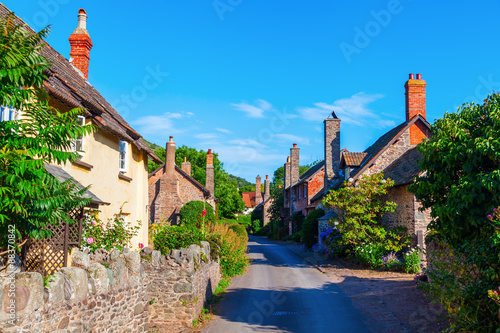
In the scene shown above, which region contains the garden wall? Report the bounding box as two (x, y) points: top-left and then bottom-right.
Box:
(0, 242), (220, 333)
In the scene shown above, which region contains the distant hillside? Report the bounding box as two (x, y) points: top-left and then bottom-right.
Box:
(228, 174), (252, 187)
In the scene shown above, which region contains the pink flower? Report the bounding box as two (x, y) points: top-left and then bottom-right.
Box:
(488, 214), (493, 219)
(139, 243), (144, 249)
(202, 209), (207, 218)
(92, 220), (96, 226)
(494, 208), (498, 212)
(87, 237), (94, 244)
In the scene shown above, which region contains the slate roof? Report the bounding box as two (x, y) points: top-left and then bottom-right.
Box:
(289, 160), (325, 188)
(383, 147), (423, 186)
(0, 4), (162, 164)
(149, 164), (211, 197)
(342, 152), (367, 167)
(45, 164), (108, 205)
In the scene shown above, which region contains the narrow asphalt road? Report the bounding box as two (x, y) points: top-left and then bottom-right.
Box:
(203, 236), (370, 333)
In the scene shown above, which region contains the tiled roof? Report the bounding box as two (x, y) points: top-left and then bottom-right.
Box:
(290, 160), (325, 188)
(149, 164), (211, 197)
(45, 164), (108, 205)
(241, 192), (264, 208)
(0, 4), (162, 165)
(342, 152), (367, 167)
(383, 147), (423, 186)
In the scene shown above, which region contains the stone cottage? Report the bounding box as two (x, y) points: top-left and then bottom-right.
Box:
(148, 136), (216, 224)
(0, 5), (162, 248)
(315, 73), (432, 244)
(241, 175), (265, 214)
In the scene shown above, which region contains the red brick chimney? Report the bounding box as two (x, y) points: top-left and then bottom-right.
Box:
(405, 73), (428, 145)
(264, 175), (270, 201)
(69, 9), (93, 79)
(405, 73), (426, 121)
(290, 144), (300, 185)
(181, 157), (191, 177)
(255, 176), (262, 206)
(284, 156), (291, 188)
(165, 136), (175, 178)
(205, 149), (214, 196)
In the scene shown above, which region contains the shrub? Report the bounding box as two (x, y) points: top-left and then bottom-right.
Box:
(179, 201), (215, 228)
(226, 222), (248, 238)
(206, 222), (249, 277)
(354, 243), (386, 268)
(318, 226), (345, 257)
(277, 227), (288, 240)
(403, 247), (421, 274)
(381, 252), (401, 271)
(291, 211), (305, 233)
(153, 225), (204, 255)
(251, 207), (263, 226)
(250, 218), (261, 234)
(82, 209), (140, 252)
(290, 231), (303, 243)
(302, 209), (325, 249)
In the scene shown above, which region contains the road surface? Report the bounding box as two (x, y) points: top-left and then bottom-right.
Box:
(203, 236), (370, 333)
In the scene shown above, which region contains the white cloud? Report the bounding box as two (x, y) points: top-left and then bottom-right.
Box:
(216, 128), (231, 134)
(273, 133), (310, 145)
(297, 92), (386, 126)
(228, 138), (268, 148)
(132, 111), (193, 135)
(231, 99), (272, 118)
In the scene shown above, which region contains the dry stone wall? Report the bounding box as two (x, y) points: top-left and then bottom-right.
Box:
(0, 242), (220, 333)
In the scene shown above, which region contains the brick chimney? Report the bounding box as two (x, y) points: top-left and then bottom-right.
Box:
(405, 73), (428, 145)
(264, 175), (270, 201)
(165, 136), (175, 178)
(290, 144), (300, 185)
(205, 149), (214, 196)
(324, 111), (341, 193)
(284, 156), (291, 188)
(181, 157), (191, 177)
(255, 176), (262, 206)
(405, 73), (426, 121)
(69, 9), (93, 79)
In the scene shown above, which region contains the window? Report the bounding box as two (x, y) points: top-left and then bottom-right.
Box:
(345, 167), (350, 180)
(0, 106), (19, 122)
(73, 115), (85, 156)
(119, 140), (128, 172)
(303, 184), (307, 198)
(298, 185), (302, 199)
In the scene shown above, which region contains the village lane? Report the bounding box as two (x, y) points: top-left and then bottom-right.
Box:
(203, 236), (370, 333)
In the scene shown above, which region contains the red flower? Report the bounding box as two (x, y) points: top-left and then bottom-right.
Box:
(202, 209), (207, 217)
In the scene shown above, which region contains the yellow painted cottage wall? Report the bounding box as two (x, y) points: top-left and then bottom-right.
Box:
(59, 119), (150, 249)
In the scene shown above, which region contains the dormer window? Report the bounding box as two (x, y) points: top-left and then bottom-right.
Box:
(73, 115), (85, 156)
(119, 140), (128, 172)
(0, 106), (19, 122)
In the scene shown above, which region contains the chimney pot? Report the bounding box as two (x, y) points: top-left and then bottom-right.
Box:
(69, 8), (92, 79)
(169, 136), (173, 142)
(208, 149), (212, 154)
(416, 73), (422, 80)
(293, 143), (297, 148)
(409, 73), (415, 80)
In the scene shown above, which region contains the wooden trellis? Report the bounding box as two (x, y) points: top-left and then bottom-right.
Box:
(21, 208), (84, 276)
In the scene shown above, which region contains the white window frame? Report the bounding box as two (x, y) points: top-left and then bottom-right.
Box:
(0, 106), (19, 122)
(119, 140), (128, 173)
(73, 115), (85, 157)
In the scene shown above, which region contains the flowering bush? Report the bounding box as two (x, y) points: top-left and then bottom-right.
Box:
(381, 252), (400, 270)
(153, 225), (205, 255)
(354, 243), (385, 268)
(403, 247), (421, 274)
(82, 209), (141, 252)
(317, 226), (345, 257)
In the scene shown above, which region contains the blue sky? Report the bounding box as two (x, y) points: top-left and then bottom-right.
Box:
(5, 0), (500, 182)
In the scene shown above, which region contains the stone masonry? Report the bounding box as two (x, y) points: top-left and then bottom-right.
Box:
(324, 116), (341, 193)
(0, 243), (220, 333)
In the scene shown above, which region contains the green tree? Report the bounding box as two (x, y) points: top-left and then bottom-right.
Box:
(0, 16), (95, 250)
(323, 173), (406, 252)
(410, 94), (500, 331)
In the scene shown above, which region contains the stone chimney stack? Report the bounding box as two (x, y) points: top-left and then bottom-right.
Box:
(165, 136), (176, 178)
(290, 144), (300, 186)
(69, 9), (93, 79)
(284, 156), (291, 188)
(264, 175), (270, 201)
(181, 157), (191, 177)
(405, 73), (426, 121)
(255, 176), (262, 206)
(205, 149), (214, 196)
(324, 111), (341, 193)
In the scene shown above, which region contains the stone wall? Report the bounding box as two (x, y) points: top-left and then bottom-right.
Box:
(145, 242), (220, 331)
(0, 243), (220, 333)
